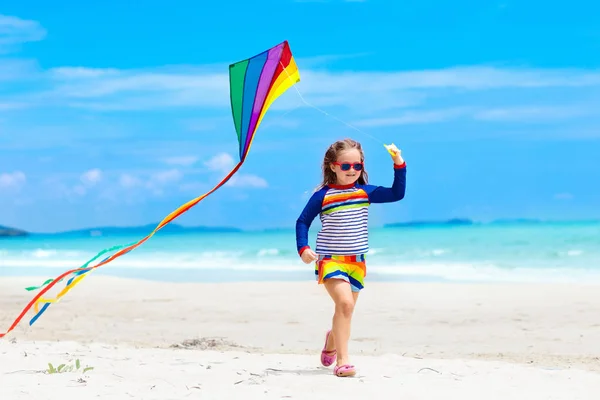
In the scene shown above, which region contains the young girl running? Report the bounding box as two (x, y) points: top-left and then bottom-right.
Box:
(295, 138), (406, 377)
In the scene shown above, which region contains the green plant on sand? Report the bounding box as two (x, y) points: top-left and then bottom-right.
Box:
(46, 358), (94, 374)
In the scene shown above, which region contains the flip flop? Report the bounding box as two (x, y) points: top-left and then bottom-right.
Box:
(334, 364), (356, 377)
(320, 330), (336, 367)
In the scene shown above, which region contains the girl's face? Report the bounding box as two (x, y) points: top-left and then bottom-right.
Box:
(330, 148), (363, 186)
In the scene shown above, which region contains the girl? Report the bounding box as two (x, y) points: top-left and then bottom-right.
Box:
(295, 138), (406, 377)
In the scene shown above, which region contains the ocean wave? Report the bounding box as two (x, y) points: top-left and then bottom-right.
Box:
(257, 248), (279, 256)
(2, 255), (600, 284)
(0, 252), (307, 271)
(565, 249), (583, 256)
(30, 249), (58, 258)
(366, 262), (600, 284)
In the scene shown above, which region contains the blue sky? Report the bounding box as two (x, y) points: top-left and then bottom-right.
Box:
(1, 0), (599, 232)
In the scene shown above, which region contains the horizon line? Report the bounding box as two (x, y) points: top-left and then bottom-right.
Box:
(2, 216), (600, 236)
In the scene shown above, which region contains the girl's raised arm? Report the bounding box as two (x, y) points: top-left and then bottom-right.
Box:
(360, 162), (406, 204)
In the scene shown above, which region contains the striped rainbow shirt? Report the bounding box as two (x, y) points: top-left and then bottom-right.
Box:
(296, 163), (406, 256)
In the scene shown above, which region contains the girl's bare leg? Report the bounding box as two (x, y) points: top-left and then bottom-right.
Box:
(323, 279), (359, 366)
(325, 290), (359, 352)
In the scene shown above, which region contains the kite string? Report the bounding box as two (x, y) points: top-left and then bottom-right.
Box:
(278, 61), (386, 146)
(258, 103), (302, 130)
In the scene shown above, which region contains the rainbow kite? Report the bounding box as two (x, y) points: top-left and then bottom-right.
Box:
(0, 40), (300, 338)
(230, 40), (299, 161)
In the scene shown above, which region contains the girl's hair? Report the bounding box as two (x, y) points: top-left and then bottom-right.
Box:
(318, 138), (369, 189)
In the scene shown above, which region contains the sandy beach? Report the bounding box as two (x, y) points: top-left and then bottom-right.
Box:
(1, 276), (600, 399)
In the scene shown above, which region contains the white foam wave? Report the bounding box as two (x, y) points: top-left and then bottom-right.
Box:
(366, 262), (600, 284)
(257, 248), (279, 256)
(565, 249), (583, 256)
(0, 254), (308, 272)
(2, 255), (600, 284)
(2, 244), (600, 284)
(30, 249), (58, 258)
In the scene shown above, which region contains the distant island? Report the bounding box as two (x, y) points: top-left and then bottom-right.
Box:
(383, 217), (583, 228)
(0, 225), (29, 237)
(51, 223), (242, 237)
(0, 223), (241, 237)
(2, 218), (597, 237)
(385, 218), (474, 228)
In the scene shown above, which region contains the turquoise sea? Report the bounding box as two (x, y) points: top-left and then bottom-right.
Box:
(1, 220), (599, 284)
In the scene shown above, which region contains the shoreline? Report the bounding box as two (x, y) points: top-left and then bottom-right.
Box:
(5, 260), (600, 286)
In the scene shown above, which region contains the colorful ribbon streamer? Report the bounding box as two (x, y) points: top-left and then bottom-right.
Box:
(0, 162), (243, 338)
(0, 40), (301, 339)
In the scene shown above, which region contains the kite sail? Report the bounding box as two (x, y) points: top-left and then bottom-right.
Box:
(0, 40), (300, 338)
(230, 40), (300, 161)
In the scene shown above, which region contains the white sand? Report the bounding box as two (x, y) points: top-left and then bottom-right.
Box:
(1, 276), (600, 399)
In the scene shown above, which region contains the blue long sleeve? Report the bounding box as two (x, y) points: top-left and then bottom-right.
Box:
(360, 163), (406, 203)
(295, 164), (406, 257)
(295, 188), (327, 255)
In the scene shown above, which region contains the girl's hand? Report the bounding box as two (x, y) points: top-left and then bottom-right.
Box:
(300, 248), (318, 264)
(386, 143), (404, 165)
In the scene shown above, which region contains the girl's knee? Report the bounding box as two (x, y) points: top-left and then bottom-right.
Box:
(324, 278), (356, 317)
(336, 298), (355, 317)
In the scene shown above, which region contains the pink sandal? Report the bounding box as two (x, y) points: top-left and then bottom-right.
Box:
(320, 330), (336, 367)
(334, 364), (356, 377)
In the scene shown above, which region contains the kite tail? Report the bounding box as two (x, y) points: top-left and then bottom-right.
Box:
(0, 160), (244, 339)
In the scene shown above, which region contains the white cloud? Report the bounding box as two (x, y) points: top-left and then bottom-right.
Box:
(0, 14), (46, 53)
(43, 168), (185, 201)
(228, 174), (268, 188)
(45, 66), (230, 111)
(44, 66), (600, 113)
(50, 67), (121, 79)
(4, 50), (599, 115)
(204, 152), (268, 188)
(116, 169), (183, 197)
(151, 169), (183, 184)
(0, 19), (599, 129)
(352, 104), (600, 128)
(119, 173), (141, 188)
(47, 169), (103, 198)
(80, 168), (102, 186)
(118, 169), (182, 190)
(0, 171), (26, 190)
(205, 153), (235, 171)
(127, 169), (184, 196)
(2, 12), (600, 143)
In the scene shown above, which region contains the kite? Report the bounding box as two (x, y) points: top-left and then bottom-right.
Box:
(0, 40), (300, 338)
